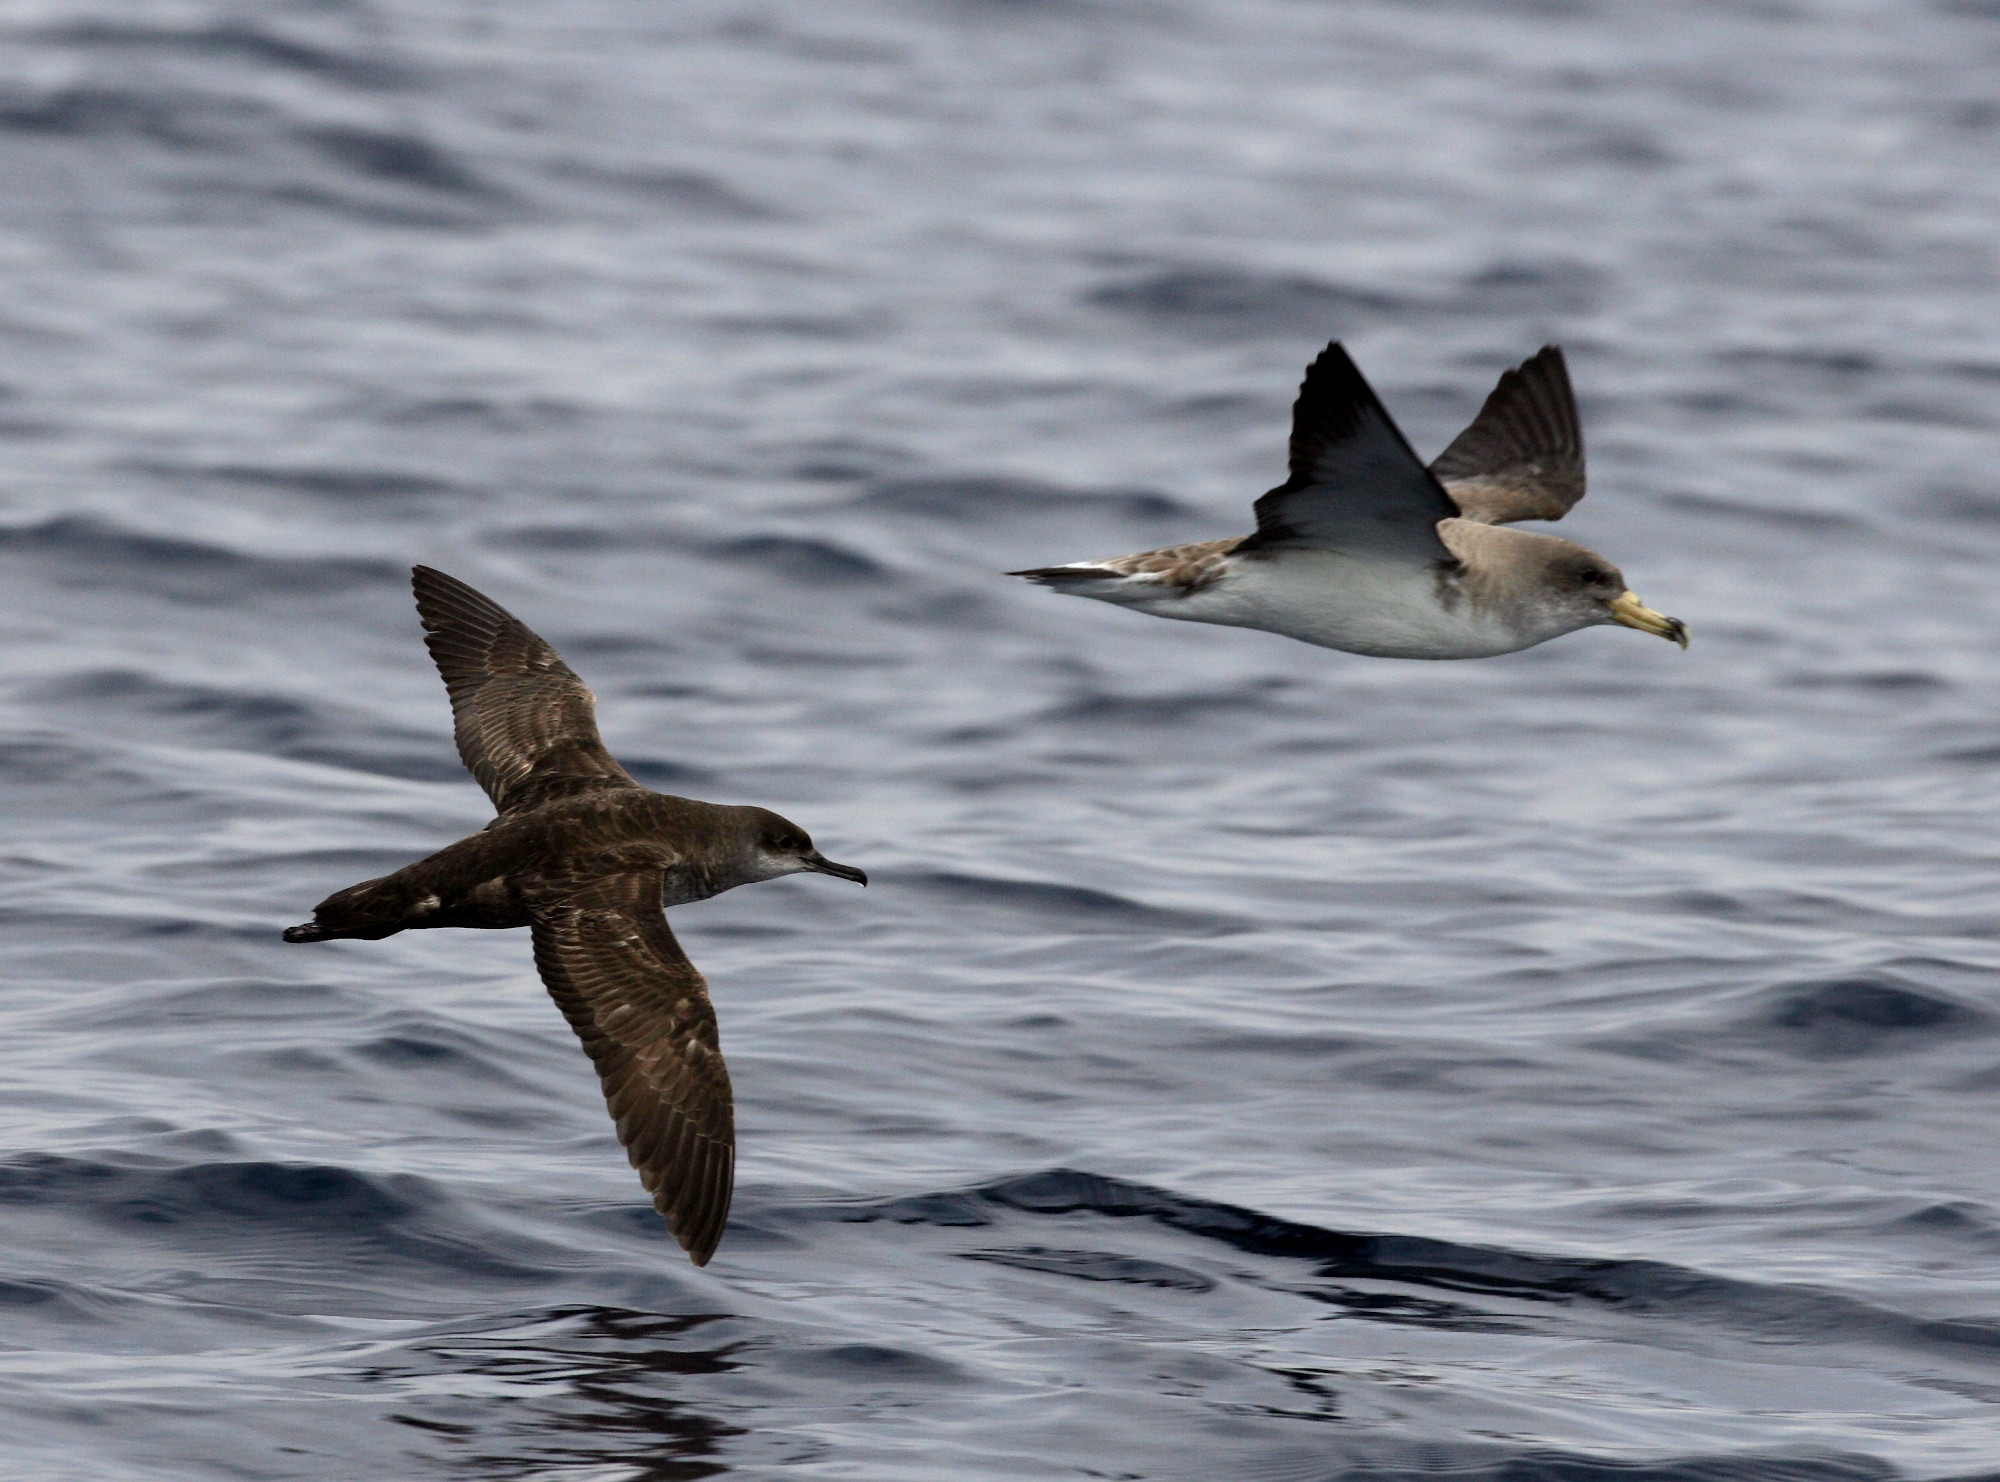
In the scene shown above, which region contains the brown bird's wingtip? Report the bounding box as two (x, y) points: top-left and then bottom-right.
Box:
(1523, 343), (1569, 379)
(411, 563), (481, 594)
(671, 1213), (723, 1266)
(410, 563), (465, 596)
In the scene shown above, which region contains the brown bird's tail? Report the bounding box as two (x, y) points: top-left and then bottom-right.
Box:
(281, 874), (426, 944)
(282, 919), (406, 943)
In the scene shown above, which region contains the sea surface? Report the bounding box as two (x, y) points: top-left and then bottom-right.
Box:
(3, 1), (2000, 1478)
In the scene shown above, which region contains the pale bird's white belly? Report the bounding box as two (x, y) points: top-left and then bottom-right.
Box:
(1116, 551), (1528, 659)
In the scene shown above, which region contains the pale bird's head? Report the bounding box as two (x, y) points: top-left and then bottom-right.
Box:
(1535, 543), (1688, 649)
(1447, 522), (1687, 651)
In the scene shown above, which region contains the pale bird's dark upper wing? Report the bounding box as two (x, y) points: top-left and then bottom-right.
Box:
(1429, 345), (1585, 525)
(1234, 342), (1459, 564)
(411, 566), (640, 816)
(530, 870), (735, 1266)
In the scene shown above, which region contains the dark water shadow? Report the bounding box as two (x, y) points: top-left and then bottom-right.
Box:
(826, 1168), (2000, 1356)
(360, 1306), (749, 1481)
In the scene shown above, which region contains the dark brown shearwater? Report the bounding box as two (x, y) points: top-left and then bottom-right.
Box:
(283, 567), (866, 1266)
(1012, 343), (1687, 658)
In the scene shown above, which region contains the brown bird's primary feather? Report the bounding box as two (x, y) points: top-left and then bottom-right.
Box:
(412, 565), (640, 815)
(530, 871), (735, 1265)
(284, 569), (866, 1266)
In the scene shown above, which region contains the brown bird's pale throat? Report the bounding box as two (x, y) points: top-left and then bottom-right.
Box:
(1013, 343), (1688, 661)
(283, 567), (865, 1266)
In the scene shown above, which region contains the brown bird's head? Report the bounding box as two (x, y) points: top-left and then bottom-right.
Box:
(739, 808), (868, 887)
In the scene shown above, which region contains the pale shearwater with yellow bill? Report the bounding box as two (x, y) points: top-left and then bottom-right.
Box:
(1013, 343), (1687, 658)
(283, 567), (866, 1266)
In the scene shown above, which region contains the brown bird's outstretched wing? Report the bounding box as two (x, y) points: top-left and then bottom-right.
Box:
(1234, 342), (1459, 565)
(1429, 345), (1585, 525)
(411, 566), (640, 815)
(530, 870), (735, 1265)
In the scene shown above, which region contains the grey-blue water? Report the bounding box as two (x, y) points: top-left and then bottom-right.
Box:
(3, 2), (1999, 1478)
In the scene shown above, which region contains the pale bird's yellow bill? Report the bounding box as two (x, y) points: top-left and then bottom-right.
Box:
(1607, 591), (1689, 649)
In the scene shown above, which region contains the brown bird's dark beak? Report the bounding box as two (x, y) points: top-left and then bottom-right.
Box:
(805, 854), (867, 885)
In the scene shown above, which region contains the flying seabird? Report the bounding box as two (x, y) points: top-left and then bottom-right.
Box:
(1012, 343), (1687, 659)
(283, 567), (866, 1266)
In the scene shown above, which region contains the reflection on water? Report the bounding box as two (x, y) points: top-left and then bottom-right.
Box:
(374, 1309), (748, 1482)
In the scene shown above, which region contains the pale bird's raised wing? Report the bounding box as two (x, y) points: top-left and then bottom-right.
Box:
(412, 566), (640, 816)
(1429, 345), (1586, 525)
(530, 870), (735, 1265)
(1234, 342), (1459, 565)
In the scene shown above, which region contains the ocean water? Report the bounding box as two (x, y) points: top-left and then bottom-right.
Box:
(3, 1), (2000, 1477)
